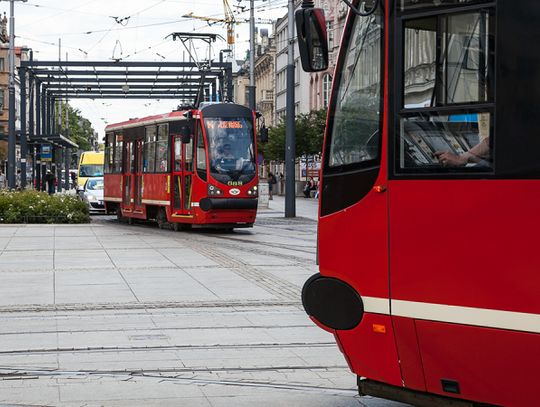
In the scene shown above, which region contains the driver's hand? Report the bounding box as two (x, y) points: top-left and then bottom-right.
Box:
(434, 151), (468, 167)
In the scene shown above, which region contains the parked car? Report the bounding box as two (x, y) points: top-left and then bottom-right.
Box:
(80, 177), (105, 213)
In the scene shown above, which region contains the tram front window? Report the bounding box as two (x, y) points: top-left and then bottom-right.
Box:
(205, 117), (256, 185)
(327, 4), (383, 168)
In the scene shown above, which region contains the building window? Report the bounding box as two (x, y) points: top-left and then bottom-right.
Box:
(0, 89), (4, 110)
(323, 74), (332, 108)
(0, 58), (4, 72)
(327, 21), (334, 49)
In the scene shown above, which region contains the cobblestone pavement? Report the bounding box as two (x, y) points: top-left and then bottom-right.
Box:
(0, 198), (409, 406)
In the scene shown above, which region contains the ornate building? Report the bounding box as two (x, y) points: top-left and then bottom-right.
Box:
(309, 0), (348, 112)
(254, 30), (275, 128)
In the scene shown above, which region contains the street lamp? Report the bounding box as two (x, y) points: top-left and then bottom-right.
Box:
(1, 0), (27, 189)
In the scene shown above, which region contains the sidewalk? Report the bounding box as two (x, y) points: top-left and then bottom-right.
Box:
(261, 195), (319, 221)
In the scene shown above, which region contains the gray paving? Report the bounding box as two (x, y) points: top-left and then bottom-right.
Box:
(0, 198), (408, 406)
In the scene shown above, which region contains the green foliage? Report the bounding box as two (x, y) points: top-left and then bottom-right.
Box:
(259, 109), (327, 162)
(0, 190), (90, 224)
(57, 102), (95, 151)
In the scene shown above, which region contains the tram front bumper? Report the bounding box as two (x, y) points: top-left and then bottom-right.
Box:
(302, 273), (364, 331)
(199, 198), (258, 212)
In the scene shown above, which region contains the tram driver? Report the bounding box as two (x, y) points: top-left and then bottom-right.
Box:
(214, 143), (238, 173)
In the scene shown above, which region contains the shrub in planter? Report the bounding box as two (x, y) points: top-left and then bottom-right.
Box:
(0, 190), (90, 224)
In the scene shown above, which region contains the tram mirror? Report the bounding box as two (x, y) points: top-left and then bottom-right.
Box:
(295, 7), (329, 72)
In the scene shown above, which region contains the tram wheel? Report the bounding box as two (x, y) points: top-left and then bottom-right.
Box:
(173, 222), (191, 232)
(157, 208), (167, 229)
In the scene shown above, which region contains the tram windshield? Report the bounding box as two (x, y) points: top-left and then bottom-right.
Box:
(205, 117), (256, 184)
(327, 4), (384, 168)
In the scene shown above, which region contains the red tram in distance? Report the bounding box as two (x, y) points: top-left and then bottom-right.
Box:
(297, 0), (540, 406)
(104, 103), (259, 230)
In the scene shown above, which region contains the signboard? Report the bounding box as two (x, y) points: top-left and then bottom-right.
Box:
(41, 145), (53, 162)
(301, 159), (321, 179)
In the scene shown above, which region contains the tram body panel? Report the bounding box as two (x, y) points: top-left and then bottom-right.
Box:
(336, 314), (402, 387)
(415, 320), (540, 407)
(389, 179), (540, 315)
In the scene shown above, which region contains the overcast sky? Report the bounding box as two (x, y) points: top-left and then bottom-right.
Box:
(0, 0), (286, 142)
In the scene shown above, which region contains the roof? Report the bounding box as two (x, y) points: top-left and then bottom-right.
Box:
(105, 110), (186, 132)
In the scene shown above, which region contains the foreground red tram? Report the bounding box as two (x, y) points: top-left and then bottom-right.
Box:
(297, 0), (540, 406)
(104, 103), (258, 229)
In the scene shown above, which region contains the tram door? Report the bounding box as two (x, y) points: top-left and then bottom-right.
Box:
(122, 140), (132, 209)
(171, 134), (194, 216)
(132, 139), (143, 212)
(122, 140), (143, 213)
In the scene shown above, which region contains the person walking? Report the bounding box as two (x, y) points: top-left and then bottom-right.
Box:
(46, 170), (56, 195)
(267, 172), (277, 200)
(0, 169), (6, 189)
(15, 169), (21, 190)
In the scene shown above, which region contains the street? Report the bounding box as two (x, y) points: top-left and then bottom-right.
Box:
(0, 197), (408, 406)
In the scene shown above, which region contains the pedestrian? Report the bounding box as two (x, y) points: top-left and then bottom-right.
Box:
(0, 169), (6, 189)
(15, 169), (21, 190)
(267, 172), (277, 200)
(46, 170), (56, 195)
(303, 177), (315, 198)
(70, 171), (76, 190)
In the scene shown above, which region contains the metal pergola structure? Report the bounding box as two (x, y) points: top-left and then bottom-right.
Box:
(14, 59), (233, 191)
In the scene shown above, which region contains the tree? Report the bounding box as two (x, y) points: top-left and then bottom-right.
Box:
(259, 108), (326, 162)
(56, 102), (96, 151)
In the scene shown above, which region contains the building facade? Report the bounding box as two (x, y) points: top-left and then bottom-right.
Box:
(254, 30), (275, 127)
(273, 9), (311, 124)
(309, 0), (348, 112)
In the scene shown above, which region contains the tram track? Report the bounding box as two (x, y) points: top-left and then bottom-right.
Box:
(0, 323), (316, 337)
(0, 341), (336, 356)
(0, 299), (302, 314)
(0, 367), (357, 396)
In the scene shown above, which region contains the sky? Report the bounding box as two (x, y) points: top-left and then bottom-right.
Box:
(0, 0), (288, 143)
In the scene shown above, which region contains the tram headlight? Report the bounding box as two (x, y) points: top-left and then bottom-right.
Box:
(208, 184), (224, 196)
(247, 185), (258, 196)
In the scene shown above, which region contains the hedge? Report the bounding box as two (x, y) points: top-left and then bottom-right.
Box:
(0, 190), (90, 224)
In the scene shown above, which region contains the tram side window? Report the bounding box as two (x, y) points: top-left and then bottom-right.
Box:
(105, 133), (114, 173)
(196, 123), (207, 181)
(327, 9), (383, 168)
(397, 10), (495, 174)
(114, 134), (123, 173)
(403, 12), (491, 108)
(156, 124), (169, 172)
(143, 126), (157, 173)
(400, 0), (491, 12)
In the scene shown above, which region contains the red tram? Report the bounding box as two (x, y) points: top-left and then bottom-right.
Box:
(104, 103), (259, 229)
(297, 0), (540, 406)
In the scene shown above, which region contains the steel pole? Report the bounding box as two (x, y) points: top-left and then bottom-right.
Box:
(248, 0), (256, 110)
(285, 0), (296, 218)
(19, 67), (27, 188)
(7, 0), (16, 188)
(35, 81), (41, 190)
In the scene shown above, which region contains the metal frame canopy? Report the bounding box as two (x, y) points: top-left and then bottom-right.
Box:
(13, 59), (232, 191)
(20, 60), (233, 104)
